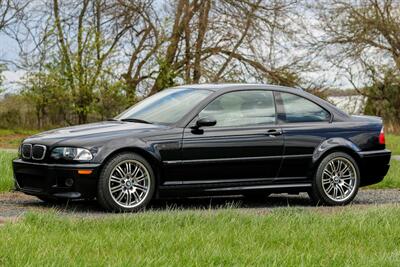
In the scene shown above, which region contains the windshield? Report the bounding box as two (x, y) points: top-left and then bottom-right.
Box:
(115, 88), (212, 124)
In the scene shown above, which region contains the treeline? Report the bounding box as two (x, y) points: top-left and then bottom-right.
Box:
(0, 0), (400, 131)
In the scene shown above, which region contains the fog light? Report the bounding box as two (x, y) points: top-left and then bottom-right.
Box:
(65, 178), (74, 187)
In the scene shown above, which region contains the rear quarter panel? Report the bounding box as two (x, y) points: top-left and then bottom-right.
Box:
(278, 120), (383, 179)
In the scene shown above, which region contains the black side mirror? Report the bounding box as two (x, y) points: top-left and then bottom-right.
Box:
(195, 117), (217, 128)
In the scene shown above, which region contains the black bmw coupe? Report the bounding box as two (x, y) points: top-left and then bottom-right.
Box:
(13, 84), (391, 212)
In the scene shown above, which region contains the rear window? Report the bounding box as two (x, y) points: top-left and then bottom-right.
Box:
(279, 92), (330, 123)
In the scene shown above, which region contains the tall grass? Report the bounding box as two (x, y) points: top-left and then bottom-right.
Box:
(387, 134), (400, 155)
(0, 151), (16, 192)
(1, 207), (400, 266)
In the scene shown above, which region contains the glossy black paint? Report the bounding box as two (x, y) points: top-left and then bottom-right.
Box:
(12, 84), (391, 200)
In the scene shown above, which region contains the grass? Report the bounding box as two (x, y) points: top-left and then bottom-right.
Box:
(1, 207), (400, 266)
(368, 159), (400, 189)
(0, 128), (39, 149)
(0, 151), (16, 192)
(387, 134), (400, 155)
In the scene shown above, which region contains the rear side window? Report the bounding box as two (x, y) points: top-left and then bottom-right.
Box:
(199, 90), (276, 127)
(279, 92), (330, 123)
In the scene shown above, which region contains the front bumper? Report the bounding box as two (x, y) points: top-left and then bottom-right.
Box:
(12, 159), (101, 199)
(358, 149), (391, 186)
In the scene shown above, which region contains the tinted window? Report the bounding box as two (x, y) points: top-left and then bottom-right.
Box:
(116, 88), (212, 124)
(280, 92), (330, 123)
(199, 91), (276, 127)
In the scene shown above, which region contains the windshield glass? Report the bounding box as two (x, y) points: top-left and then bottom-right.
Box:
(116, 88), (212, 124)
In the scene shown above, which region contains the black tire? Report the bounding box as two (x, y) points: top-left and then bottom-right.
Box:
(97, 152), (156, 212)
(308, 152), (360, 206)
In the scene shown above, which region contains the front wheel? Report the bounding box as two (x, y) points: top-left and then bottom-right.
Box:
(308, 152), (360, 206)
(97, 152), (155, 212)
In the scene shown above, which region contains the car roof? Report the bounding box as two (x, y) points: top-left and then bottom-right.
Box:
(172, 83), (303, 92)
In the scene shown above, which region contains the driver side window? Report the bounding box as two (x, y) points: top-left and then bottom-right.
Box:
(198, 90), (276, 127)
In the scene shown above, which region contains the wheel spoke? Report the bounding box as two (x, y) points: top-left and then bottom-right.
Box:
(323, 169), (333, 178)
(337, 160), (342, 174)
(110, 176), (122, 183)
(322, 157), (357, 202)
(111, 184), (123, 193)
(333, 187), (338, 199)
(115, 166), (126, 178)
(342, 182), (353, 191)
(135, 174), (147, 182)
(108, 159), (150, 208)
(337, 185), (345, 199)
(115, 190), (125, 202)
(133, 191), (141, 203)
(132, 166), (140, 178)
(126, 162), (131, 175)
(322, 179), (331, 185)
(126, 191), (132, 205)
(135, 184), (148, 192)
(325, 183), (334, 193)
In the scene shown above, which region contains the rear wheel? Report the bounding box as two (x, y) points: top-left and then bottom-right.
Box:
(97, 152), (155, 212)
(308, 152), (360, 205)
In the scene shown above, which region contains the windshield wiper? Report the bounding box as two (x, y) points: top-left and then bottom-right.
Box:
(120, 118), (153, 124)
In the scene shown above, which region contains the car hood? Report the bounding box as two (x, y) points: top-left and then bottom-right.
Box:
(23, 121), (169, 147)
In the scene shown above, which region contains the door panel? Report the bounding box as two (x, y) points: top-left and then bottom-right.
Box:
(180, 125), (284, 182)
(179, 89), (284, 183)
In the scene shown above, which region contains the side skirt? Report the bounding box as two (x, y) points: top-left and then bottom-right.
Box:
(158, 182), (312, 198)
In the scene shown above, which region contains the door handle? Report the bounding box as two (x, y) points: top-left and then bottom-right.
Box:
(266, 129), (282, 137)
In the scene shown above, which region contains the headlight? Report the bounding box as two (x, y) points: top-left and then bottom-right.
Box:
(50, 147), (93, 161)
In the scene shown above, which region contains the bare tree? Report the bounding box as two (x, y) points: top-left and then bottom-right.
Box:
(147, 0), (311, 95)
(313, 0), (400, 128)
(0, 0), (27, 32)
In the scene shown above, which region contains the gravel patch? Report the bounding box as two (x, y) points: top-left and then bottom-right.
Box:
(0, 189), (400, 220)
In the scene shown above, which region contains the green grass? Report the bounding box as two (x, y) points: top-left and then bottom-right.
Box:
(1, 207), (400, 266)
(368, 159), (400, 189)
(0, 151), (16, 192)
(387, 134), (400, 155)
(0, 128), (39, 149)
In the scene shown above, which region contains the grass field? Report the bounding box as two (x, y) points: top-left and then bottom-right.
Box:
(1, 207), (400, 266)
(387, 134), (400, 155)
(0, 129), (39, 149)
(0, 151), (16, 192)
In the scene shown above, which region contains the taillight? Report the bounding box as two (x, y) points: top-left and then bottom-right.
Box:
(379, 127), (385, 145)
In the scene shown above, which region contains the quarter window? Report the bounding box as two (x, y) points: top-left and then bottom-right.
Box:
(199, 91), (276, 127)
(279, 92), (330, 123)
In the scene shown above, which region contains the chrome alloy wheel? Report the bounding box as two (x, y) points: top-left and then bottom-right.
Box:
(322, 157), (357, 201)
(108, 160), (150, 208)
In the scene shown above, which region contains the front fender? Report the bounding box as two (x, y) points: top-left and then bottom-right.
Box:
(94, 137), (161, 163)
(312, 137), (361, 164)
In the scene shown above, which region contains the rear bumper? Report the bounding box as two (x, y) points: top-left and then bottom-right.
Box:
(12, 159), (101, 199)
(358, 149), (391, 186)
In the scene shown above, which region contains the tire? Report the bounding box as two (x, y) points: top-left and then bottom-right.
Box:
(97, 152), (156, 212)
(308, 152), (360, 206)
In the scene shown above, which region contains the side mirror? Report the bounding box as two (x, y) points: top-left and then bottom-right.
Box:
(195, 117), (217, 128)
